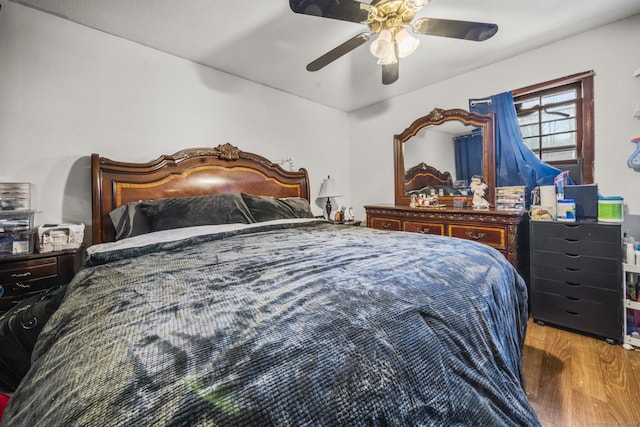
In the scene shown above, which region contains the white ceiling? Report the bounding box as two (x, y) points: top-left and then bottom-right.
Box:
(10, 0), (640, 112)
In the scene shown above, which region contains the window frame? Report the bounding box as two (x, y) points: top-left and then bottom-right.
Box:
(512, 71), (595, 184)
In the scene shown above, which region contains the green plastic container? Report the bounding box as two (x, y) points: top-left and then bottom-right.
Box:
(598, 196), (623, 223)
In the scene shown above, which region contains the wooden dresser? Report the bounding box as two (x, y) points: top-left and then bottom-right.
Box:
(365, 205), (529, 275)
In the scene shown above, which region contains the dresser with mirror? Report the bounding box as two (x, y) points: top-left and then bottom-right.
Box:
(365, 107), (529, 277)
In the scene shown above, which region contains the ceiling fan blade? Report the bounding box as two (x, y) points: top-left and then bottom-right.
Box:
(290, 0), (372, 24)
(306, 33), (372, 72)
(412, 17), (498, 41)
(382, 62), (399, 85)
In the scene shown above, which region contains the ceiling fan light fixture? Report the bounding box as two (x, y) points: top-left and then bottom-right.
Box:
(403, 0), (429, 13)
(369, 29), (394, 60)
(376, 47), (398, 65)
(396, 28), (420, 58)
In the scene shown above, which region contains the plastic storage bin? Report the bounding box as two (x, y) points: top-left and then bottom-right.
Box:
(0, 183), (32, 211)
(0, 211), (34, 232)
(495, 186), (526, 211)
(0, 231), (35, 256)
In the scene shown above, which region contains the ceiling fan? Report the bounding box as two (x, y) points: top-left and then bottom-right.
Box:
(289, 0), (498, 85)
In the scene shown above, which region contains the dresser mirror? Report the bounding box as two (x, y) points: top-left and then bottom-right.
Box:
(394, 108), (496, 207)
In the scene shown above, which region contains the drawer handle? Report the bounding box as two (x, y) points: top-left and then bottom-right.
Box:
(565, 282), (581, 287)
(565, 296), (580, 301)
(416, 227), (430, 234)
(381, 222), (392, 230)
(565, 311), (581, 316)
(564, 238), (578, 243)
(16, 283), (31, 289)
(565, 253), (579, 258)
(11, 272), (32, 278)
(565, 267), (580, 272)
(465, 231), (486, 240)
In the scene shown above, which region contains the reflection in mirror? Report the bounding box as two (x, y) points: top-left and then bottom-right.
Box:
(403, 121), (483, 197)
(394, 108), (495, 207)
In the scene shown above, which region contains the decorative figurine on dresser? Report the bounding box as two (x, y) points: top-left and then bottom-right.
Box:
(0, 183), (83, 317)
(365, 108), (529, 280)
(470, 175), (491, 209)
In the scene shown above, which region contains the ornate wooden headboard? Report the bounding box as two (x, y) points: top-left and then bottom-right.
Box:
(404, 162), (453, 192)
(91, 143), (310, 244)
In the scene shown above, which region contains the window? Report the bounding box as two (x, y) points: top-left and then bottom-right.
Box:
(513, 71), (594, 184)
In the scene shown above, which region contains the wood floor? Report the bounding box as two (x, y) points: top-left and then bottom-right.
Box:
(523, 319), (640, 426)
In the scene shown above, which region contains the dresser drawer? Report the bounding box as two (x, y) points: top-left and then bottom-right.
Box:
(0, 257), (58, 285)
(533, 291), (621, 340)
(403, 221), (445, 235)
(370, 217), (401, 231)
(532, 251), (620, 273)
(532, 263), (619, 291)
(448, 224), (506, 250)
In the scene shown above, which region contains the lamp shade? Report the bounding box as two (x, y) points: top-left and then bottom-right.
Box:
(315, 176), (342, 219)
(316, 176), (342, 200)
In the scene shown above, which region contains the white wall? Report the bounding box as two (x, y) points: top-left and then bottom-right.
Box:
(0, 1), (351, 241)
(349, 14), (640, 237)
(1, 1), (639, 242)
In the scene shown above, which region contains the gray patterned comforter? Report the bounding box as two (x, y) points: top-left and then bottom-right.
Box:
(2, 221), (540, 426)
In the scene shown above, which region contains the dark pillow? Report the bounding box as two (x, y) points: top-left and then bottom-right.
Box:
(108, 201), (151, 240)
(139, 193), (255, 232)
(241, 193), (314, 222)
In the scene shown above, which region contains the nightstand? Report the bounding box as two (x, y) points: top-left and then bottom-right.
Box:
(0, 249), (83, 316)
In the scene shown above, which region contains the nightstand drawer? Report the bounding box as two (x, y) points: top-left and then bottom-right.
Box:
(532, 251), (620, 273)
(448, 224), (506, 249)
(0, 257), (58, 284)
(403, 221), (444, 235)
(0, 290), (45, 313)
(0, 274), (62, 297)
(370, 217), (401, 231)
(533, 291), (621, 340)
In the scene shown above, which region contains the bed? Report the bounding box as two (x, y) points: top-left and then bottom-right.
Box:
(1, 144), (540, 426)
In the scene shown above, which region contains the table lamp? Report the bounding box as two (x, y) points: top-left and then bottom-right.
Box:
(316, 176), (342, 220)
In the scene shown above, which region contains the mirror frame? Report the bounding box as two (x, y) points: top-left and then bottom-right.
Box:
(394, 107), (496, 207)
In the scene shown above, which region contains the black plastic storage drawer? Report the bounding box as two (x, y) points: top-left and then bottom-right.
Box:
(533, 290), (621, 340)
(531, 221), (620, 242)
(530, 221), (622, 342)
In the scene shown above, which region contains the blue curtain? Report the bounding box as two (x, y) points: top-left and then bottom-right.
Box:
(469, 91), (561, 195)
(454, 128), (483, 183)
